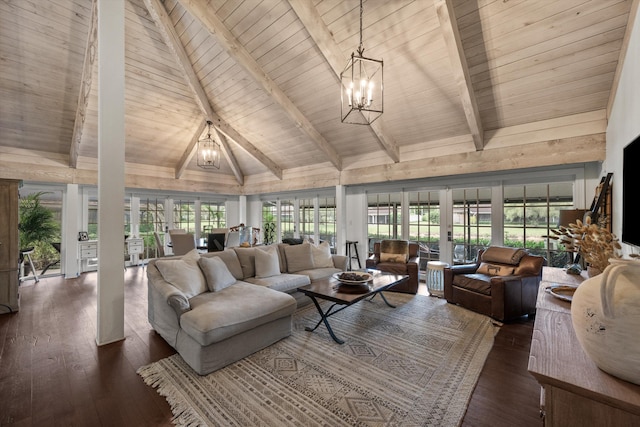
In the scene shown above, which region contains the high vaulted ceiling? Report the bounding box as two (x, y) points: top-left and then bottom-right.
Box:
(1, 0), (636, 195)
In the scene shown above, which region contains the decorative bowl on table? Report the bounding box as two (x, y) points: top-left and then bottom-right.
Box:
(332, 271), (373, 285)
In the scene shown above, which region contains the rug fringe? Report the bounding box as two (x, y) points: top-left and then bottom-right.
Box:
(137, 363), (207, 426)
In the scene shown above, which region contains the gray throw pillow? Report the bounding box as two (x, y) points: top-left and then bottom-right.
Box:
(284, 243), (314, 272)
(254, 245), (281, 278)
(155, 251), (207, 298)
(197, 255), (236, 292)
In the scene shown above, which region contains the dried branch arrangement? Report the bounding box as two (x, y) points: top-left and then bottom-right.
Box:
(548, 215), (622, 272)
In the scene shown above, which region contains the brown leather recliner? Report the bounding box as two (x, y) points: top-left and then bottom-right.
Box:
(443, 246), (545, 322)
(366, 240), (420, 294)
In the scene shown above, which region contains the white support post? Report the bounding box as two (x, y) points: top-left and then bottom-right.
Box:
(96, 0), (125, 346)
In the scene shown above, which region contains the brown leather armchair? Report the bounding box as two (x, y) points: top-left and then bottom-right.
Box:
(366, 240), (420, 294)
(443, 246), (545, 322)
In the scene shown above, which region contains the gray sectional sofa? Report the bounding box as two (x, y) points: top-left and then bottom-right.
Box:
(147, 242), (348, 375)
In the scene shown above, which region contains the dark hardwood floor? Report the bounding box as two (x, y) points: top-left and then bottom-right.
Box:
(0, 268), (542, 426)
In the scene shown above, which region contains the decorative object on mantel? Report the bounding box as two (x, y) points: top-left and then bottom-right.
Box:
(548, 215), (621, 277)
(196, 120), (221, 169)
(340, 0), (383, 125)
(571, 258), (640, 385)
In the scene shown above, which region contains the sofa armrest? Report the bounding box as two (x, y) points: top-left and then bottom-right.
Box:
(332, 254), (348, 271)
(407, 255), (419, 266)
(449, 264), (478, 275)
(366, 254), (380, 268)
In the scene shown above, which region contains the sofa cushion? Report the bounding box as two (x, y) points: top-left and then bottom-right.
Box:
(233, 247), (257, 278)
(453, 273), (492, 296)
(477, 262), (514, 276)
(284, 243), (314, 272)
(481, 246), (526, 265)
(197, 256), (237, 292)
(296, 267), (342, 281)
(255, 245), (281, 278)
(380, 240), (409, 263)
(181, 282), (296, 346)
(245, 273), (310, 293)
(205, 249), (243, 280)
(155, 250), (207, 298)
(311, 241), (334, 268)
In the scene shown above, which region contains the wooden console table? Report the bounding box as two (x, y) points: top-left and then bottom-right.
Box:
(528, 267), (640, 426)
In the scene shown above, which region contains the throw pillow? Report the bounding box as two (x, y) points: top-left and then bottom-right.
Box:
(311, 241), (334, 268)
(481, 246), (527, 265)
(155, 251), (207, 298)
(477, 262), (514, 276)
(233, 247), (257, 278)
(254, 246), (281, 278)
(284, 243), (314, 272)
(379, 240), (409, 263)
(197, 256), (237, 292)
(208, 249), (244, 279)
(380, 252), (408, 263)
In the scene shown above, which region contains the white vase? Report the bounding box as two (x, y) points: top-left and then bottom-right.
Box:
(571, 258), (640, 385)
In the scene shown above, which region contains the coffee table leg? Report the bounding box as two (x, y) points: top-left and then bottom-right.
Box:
(305, 296), (345, 344)
(366, 291), (396, 308)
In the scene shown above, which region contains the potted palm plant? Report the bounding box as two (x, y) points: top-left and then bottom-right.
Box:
(18, 192), (60, 273)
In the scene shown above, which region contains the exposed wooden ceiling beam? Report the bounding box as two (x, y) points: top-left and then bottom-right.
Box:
(435, 0), (484, 151)
(607, 0), (639, 119)
(177, 0), (342, 171)
(175, 119), (206, 179)
(287, 0), (400, 163)
(143, 0), (281, 181)
(69, 0), (97, 168)
(214, 128), (244, 185)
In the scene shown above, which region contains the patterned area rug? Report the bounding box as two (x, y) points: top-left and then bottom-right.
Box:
(138, 292), (498, 426)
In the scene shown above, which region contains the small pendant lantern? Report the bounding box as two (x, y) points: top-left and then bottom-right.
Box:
(197, 120), (221, 169)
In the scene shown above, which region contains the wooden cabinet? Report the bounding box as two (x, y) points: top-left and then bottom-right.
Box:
(0, 179), (20, 314)
(78, 240), (98, 273)
(528, 267), (640, 426)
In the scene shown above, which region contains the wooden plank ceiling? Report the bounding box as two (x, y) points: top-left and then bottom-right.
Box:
(0, 0), (634, 194)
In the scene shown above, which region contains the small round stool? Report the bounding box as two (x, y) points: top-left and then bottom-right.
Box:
(426, 261), (449, 298)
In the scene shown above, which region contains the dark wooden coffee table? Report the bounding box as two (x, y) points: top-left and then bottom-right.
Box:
(297, 270), (408, 344)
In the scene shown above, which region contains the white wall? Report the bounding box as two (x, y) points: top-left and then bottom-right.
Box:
(606, 5), (640, 257)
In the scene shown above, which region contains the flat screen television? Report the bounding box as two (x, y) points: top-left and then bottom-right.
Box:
(622, 133), (640, 246)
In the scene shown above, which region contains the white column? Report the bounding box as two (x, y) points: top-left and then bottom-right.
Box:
(62, 184), (80, 277)
(96, 0), (125, 346)
(335, 185), (346, 256)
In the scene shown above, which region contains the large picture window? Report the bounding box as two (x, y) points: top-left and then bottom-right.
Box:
(408, 190), (440, 261)
(139, 197), (165, 258)
(173, 200), (195, 233)
(318, 196), (336, 250)
(200, 201), (226, 235)
(504, 183), (574, 267)
(367, 193), (400, 253)
(280, 200), (295, 240)
(452, 188), (491, 264)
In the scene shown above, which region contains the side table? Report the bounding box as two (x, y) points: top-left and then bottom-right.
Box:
(426, 261), (449, 297)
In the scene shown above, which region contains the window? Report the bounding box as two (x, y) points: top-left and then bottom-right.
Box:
(318, 196), (336, 250)
(173, 200), (195, 233)
(280, 199), (295, 239)
(452, 188), (491, 264)
(88, 196), (98, 239)
(504, 183), (574, 267)
(367, 193), (400, 253)
(262, 201), (277, 244)
(200, 201), (226, 235)
(299, 198), (314, 240)
(139, 197), (165, 258)
(408, 190), (440, 261)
